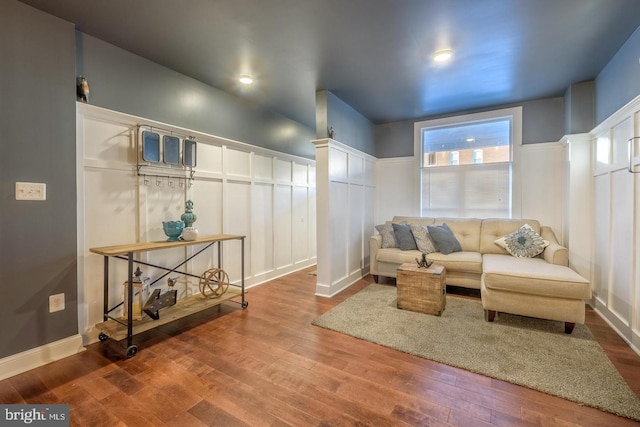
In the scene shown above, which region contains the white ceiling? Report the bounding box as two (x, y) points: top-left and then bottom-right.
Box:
(18, 0), (640, 128)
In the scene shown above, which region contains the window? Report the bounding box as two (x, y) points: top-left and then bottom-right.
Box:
(415, 108), (521, 218)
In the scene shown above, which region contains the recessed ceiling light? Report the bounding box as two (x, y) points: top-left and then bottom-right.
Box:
(239, 74), (254, 85)
(433, 49), (454, 62)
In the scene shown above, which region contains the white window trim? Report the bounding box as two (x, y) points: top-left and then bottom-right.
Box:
(413, 106), (523, 218)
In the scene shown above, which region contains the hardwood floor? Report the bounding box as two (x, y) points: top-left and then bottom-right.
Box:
(1, 266), (639, 426)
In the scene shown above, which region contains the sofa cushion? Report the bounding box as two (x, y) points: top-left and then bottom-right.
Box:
(410, 224), (437, 254)
(495, 223), (549, 258)
(376, 248), (422, 264)
(392, 223), (418, 250)
(434, 218), (482, 252)
(427, 223), (462, 254)
(482, 254), (591, 300)
(375, 223), (397, 248)
(427, 251), (483, 274)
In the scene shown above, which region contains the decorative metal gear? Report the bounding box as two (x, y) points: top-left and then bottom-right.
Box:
(199, 268), (229, 298)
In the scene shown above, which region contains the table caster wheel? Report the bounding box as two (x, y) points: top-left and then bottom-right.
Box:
(242, 301), (249, 309)
(98, 333), (109, 342)
(126, 345), (138, 358)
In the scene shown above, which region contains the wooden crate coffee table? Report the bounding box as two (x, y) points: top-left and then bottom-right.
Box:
(396, 263), (446, 316)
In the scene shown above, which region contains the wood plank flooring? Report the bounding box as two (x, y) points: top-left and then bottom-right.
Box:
(1, 266), (639, 426)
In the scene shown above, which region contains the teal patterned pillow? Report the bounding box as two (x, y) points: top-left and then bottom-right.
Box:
(495, 224), (549, 258)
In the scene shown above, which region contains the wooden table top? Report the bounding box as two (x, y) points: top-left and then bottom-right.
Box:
(89, 234), (244, 256)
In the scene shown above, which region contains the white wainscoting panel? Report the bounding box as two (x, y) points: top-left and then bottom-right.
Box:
(252, 183), (275, 276)
(254, 154), (273, 180)
(275, 159), (292, 182)
(610, 169), (634, 324)
(275, 184), (293, 269)
(591, 94), (640, 354)
(593, 174), (610, 305)
(77, 104), (316, 344)
(293, 163), (308, 184)
(375, 157), (418, 223)
(197, 143), (223, 175)
(349, 184), (364, 274)
(314, 139), (376, 296)
(225, 148), (251, 178)
(293, 186), (310, 264)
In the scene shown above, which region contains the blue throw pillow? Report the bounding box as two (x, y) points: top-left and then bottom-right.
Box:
(426, 223), (462, 254)
(392, 223), (418, 251)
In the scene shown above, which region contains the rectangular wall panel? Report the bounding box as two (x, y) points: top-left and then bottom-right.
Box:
(275, 159), (292, 182)
(226, 148), (251, 178)
(330, 181), (349, 282)
(329, 148), (348, 181)
(252, 183), (274, 275)
(349, 185), (364, 274)
(293, 163), (308, 184)
(349, 154), (364, 183)
(225, 181), (251, 283)
(364, 185), (376, 267)
(593, 175), (610, 303)
(254, 154), (273, 180)
(275, 185), (293, 268)
(610, 170), (634, 323)
(84, 120), (133, 165)
(198, 144), (223, 174)
(293, 186), (309, 264)
(188, 180), (223, 280)
(84, 169), (137, 325)
(308, 186), (317, 259)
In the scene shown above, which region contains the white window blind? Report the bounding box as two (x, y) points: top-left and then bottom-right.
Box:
(421, 162), (511, 218)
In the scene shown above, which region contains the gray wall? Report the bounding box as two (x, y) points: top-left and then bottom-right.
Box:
(374, 97), (565, 158)
(595, 26), (640, 125)
(77, 33), (316, 159)
(316, 90), (376, 156)
(0, 1), (77, 358)
(564, 81), (595, 135)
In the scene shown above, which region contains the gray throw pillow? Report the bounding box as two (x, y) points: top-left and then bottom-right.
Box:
(410, 224), (437, 254)
(426, 223), (462, 254)
(375, 223), (397, 248)
(392, 223), (418, 251)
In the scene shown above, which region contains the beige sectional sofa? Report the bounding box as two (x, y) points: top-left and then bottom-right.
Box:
(370, 216), (591, 333)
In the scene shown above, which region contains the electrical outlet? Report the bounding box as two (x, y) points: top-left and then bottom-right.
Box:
(16, 182), (46, 201)
(49, 293), (65, 313)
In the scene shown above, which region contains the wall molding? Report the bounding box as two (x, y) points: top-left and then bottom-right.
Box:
(0, 335), (85, 381)
(591, 92), (640, 136)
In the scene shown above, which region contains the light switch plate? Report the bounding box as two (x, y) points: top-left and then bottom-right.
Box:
(15, 182), (46, 200)
(49, 293), (65, 313)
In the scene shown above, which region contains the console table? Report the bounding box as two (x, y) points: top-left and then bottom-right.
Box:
(89, 234), (246, 357)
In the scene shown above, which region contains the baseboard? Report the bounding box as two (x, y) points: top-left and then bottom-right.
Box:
(0, 335), (85, 381)
(593, 305), (640, 357)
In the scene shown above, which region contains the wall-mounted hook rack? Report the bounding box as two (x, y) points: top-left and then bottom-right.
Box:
(136, 124), (197, 182)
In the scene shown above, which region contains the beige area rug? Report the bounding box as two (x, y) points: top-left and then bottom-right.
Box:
(312, 284), (640, 421)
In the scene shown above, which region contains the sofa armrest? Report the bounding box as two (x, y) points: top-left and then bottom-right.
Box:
(370, 235), (382, 275)
(541, 226), (568, 266)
